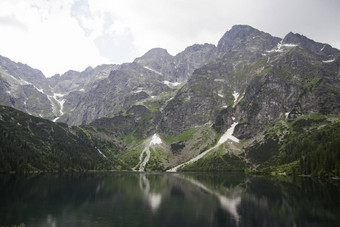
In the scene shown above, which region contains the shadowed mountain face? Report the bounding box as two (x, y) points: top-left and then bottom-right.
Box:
(1, 25), (340, 174)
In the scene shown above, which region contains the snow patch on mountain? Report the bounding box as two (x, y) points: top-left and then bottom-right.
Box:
(164, 80), (181, 87)
(150, 134), (162, 145)
(266, 40), (298, 53)
(19, 78), (45, 94)
(50, 93), (66, 122)
(320, 45), (326, 51)
(232, 91), (239, 102)
(136, 134), (163, 171)
(167, 122), (239, 172)
(134, 90), (145, 94)
(285, 112), (290, 118)
(323, 59), (335, 63)
(233, 91), (245, 108)
(144, 66), (162, 75)
(95, 147), (106, 158)
(218, 122), (240, 144)
(47, 96), (58, 116)
(52, 117), (60, 122)
(53, 93), (66, 115)
(282, 43), (298, 47)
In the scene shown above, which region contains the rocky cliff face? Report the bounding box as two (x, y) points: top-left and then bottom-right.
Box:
(0, 41), (218, 126)
(0, 55), (53, 118)
(228, 32), (339, 139)
(134, 44), (217, 82)
(159, 25), (284, 136)
(0, 55), (118, 121)
(58, 43), (219, 125)
(217, 25), (281, 53)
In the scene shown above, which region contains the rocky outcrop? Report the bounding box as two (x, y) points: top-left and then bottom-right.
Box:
(134, 44), (217, 83)
(0, 54), (119, 121)
(217, 25), (281, 53)
(223, 33), (340, 139)
(159, 25), (283, 136)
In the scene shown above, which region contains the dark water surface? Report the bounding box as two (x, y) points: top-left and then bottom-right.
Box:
(0, 172), (339, 227)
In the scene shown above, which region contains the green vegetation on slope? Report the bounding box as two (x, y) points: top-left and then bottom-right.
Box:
(247, 115), (340, 177)
(0, 105), (125, 173)
(145, 147), (168, 171)
(162, 128), (197, 144)
(180, 145), (245, 172)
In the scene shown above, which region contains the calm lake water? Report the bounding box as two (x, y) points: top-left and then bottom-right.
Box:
(0, 172), (339, 227)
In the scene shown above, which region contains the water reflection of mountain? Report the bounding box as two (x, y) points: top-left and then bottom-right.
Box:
(0, 173), (339, 226)
(176, 173), (340, 227)
(176, 173), (243, 225)
(139, 174), (162, 212)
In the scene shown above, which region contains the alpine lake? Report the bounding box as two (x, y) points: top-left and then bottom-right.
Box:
(0, 172), (339, 227)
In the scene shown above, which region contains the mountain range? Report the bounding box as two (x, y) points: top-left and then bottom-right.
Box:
(0, 25), (339, 176)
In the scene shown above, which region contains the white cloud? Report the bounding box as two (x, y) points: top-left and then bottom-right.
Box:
(0, 0), (339, 77)
(0, 0), (108, 77)
(85, 0), (340, 56)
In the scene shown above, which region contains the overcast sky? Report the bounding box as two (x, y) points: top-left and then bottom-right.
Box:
(0, 0), (339, 77)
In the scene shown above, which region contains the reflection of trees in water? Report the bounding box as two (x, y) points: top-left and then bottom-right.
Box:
(139, 174), (162, 212)
(240, 176), (340, 227)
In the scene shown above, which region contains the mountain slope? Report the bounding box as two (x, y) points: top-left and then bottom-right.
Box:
(0, 105), (125, 173)
(0, 43), (218, 126)
(0, 56), (118, 122)
(159, 25), (282, 136)
(60, 43), (219, 125)
(157, 26), (340, 174)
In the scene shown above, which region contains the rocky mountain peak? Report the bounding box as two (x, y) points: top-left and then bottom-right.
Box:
(135, 48), (173, 62)
(283, 32), (339, 55)
(282, 32), (304, 44)
(181, 43), (216, 53)
(0, 55), (45, 82)
(217, 25), (281, 53)
(133, 48), (174, 78)
(84, 66), (93, 73)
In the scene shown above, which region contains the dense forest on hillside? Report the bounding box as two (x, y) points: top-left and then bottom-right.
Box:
(247, 116), (340, 177)
(0, 106), (124, 173)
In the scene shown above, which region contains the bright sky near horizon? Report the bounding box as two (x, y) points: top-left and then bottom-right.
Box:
(0, 0), (339, 77)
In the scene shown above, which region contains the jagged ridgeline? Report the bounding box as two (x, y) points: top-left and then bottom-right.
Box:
(0, 25), (339, 175)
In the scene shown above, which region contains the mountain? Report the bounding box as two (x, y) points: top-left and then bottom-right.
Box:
(0, 55), (52, 118)
(0, 105), (125, 173)
(60, 43), (218, 125)
(0, 56), (118, 122)
(0, 25), (339, 176)
(159, 25), (282, 136)
(0, 43), (218, 125)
